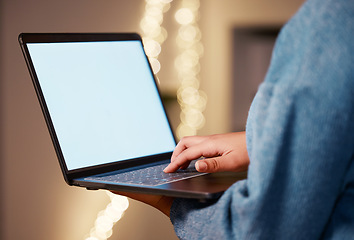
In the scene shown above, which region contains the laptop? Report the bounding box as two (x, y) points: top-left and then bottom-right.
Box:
(19, 32), (247, 199)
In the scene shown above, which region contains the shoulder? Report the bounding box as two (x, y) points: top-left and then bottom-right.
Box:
(247, 0), (354, 151)
(264, 0), (354, 102)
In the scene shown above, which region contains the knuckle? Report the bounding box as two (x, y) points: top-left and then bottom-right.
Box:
(179, 136), (189, 142)
(207, 159), (219, 171)
(178, 136), (193, 146)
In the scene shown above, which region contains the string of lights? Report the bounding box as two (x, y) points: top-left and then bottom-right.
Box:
(140, 0), (173, 75)
(85, 1), (172, 240)
(175, 0), (206, 138)
(85, 0), (205, 238)
(85, 191), (129, 240)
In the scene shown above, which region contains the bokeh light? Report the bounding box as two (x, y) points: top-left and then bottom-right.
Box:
(85, 192), (129, 240)
(175, 0), (206, 139)
(85, 0), (206, 238)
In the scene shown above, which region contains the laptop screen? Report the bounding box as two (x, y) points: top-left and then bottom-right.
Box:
(27, 40), (176, 170)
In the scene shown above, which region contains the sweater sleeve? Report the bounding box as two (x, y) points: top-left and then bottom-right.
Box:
(170, 0), (354, 239)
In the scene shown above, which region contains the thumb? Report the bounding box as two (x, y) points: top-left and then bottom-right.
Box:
(195, 153), (248, 173)
(195, 158), (222, 173)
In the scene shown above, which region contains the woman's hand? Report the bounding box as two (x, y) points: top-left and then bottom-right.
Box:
(111, 191), (174, 217)
(164, 132), (249, 173)
(112, 132), (249, 217)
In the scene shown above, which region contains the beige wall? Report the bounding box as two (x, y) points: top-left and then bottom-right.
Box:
(199, 0), (305, 134)
(0, 0), (304, 239)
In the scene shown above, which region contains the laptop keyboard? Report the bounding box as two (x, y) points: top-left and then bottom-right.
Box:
(84, 160), (207, 186)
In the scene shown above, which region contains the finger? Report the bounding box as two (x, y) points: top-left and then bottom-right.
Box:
(164, 141), (220, 173)
(178, 161), (193, 170)
(163, 159), (192, 172)
(195, 153), (248, 173)
(171, 136), (206, 162)
(165, 145), (208, 172)
(195, 158), (223, 173)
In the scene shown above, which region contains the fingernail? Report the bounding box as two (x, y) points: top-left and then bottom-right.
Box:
(196, 161), (207, 172)
(163, 165), (171, 172)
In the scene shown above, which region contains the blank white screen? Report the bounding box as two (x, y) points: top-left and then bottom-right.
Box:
(27, 40), (176, 170)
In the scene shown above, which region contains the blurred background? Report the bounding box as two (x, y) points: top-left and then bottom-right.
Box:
(0, 0), (305, 239)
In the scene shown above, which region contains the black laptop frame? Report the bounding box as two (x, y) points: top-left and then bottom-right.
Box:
(18, 32), (176, 185)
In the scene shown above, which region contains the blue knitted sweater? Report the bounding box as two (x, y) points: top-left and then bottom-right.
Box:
(170, 0), (354, 239)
